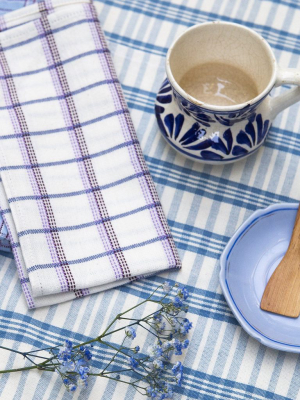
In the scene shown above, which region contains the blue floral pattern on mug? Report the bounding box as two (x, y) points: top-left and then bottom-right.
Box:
(155, 79), (270, 163)
(213, 103), (259, 126)
(173, 90), (216, 127)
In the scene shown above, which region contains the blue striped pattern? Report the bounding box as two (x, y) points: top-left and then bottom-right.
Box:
(0, 0), (300, 399)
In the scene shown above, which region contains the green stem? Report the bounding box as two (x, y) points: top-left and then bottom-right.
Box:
(26, 345), (60, 354)
(0, 365), (54, 374)
(88, 373), (145, 390)
(119, 307), (163, 324)
(101, 337), (126, 374)
(0, 345), (26, 357)
(98, 285), (163, 339)
(0, 284), (175, 377)
(100, 341), (149, 375)
(137, 321), (161, 339)
(101, 321), (137, 339)
(101, 306), (164, 339)
(101, 368), (134, 375)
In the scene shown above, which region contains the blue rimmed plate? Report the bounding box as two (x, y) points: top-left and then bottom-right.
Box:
(219, 203), (300, 352)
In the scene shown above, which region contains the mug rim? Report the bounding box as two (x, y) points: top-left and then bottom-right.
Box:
(165, 21), (277, 112)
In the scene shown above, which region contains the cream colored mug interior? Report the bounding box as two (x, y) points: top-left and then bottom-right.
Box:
(167, 22), (277, 109)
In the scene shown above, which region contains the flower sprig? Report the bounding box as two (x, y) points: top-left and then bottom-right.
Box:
(0, 282), (192, 398)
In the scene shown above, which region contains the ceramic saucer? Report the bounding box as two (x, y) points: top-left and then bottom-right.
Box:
(219, 203), (300, 352)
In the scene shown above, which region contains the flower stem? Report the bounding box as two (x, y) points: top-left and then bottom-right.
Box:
(88, 373), (145, 390)
(101, 337), (126, 374)
(0, 365), (54, 374)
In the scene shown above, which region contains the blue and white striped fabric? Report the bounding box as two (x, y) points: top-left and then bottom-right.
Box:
(0, 0), (300, 399)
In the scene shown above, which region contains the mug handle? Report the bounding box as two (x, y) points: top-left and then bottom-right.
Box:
(270, 68), (300, 119)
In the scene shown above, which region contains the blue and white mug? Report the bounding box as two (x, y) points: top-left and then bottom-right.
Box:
(155, 21), (300, 164)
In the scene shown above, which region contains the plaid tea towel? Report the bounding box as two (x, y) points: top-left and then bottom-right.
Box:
(0, 0), (181, 308)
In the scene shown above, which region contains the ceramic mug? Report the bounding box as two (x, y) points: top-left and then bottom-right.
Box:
(155, 21), (300, 164)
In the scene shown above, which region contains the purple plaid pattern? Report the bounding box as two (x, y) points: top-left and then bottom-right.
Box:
(35, 14), (131, 282)
(0, 0), (181, 308)
(0, 36), (84, 299)
(84, 4), (180, 270)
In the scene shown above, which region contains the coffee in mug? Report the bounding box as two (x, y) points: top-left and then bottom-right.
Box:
(178, 62), (259, 106)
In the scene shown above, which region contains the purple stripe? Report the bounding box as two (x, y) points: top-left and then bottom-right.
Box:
(0, 206), (35, 308)
(0, 139), (139, 171)
(0, 15), (6, 32)
(84, 4), (180, 269)
(17, 201), (160, 237)
(35, 16), (129, 280)
(35, 17), (123, 280)
(45, 0), (54, 13)
(38, 0), (54, 15)
(28, 234), (172, 272)
(0, 46), (73, 294)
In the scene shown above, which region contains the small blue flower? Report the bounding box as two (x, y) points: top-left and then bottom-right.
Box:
(153, 315), (166, 334)
(84, 348), (92, 361)
(65, 340), (73, 349)
(134, 346), (140, 353)
(162, 281), (172, 293)
(183, 339), (189, 348)
(172, 296), (183, 308)
(125, 326), (136, 340)
(63, 378), (77, 392)
(172, 361), (182, 375)
(58, 342), (72, 362)
(146, 386), (157, 398)
(148, 344), (163, 358)
(157, 322), (166, 334)
(69, 384), (77, 392)
(172, 339), (182, 355)
(128, 356), (139, 370)
(176, 287), (189, 300)
(153, 312), (163, 322)
(75, 358), (89, 369)
(183, 320), (193, 334)
(162, 340), (173, 357)
(60, 360), (75, 373)
(172, 361), (183, 386)
(58, 340), (92, 392)
(78, 365), (89, 377)
(153, 358), (164, 369)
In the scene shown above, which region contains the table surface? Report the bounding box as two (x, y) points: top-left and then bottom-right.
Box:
(0, 0), (300, 399)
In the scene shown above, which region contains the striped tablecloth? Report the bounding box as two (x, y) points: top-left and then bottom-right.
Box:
(0, 0), (300, 399)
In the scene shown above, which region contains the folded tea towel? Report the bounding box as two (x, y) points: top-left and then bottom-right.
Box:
(0, 0), (181, 308)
